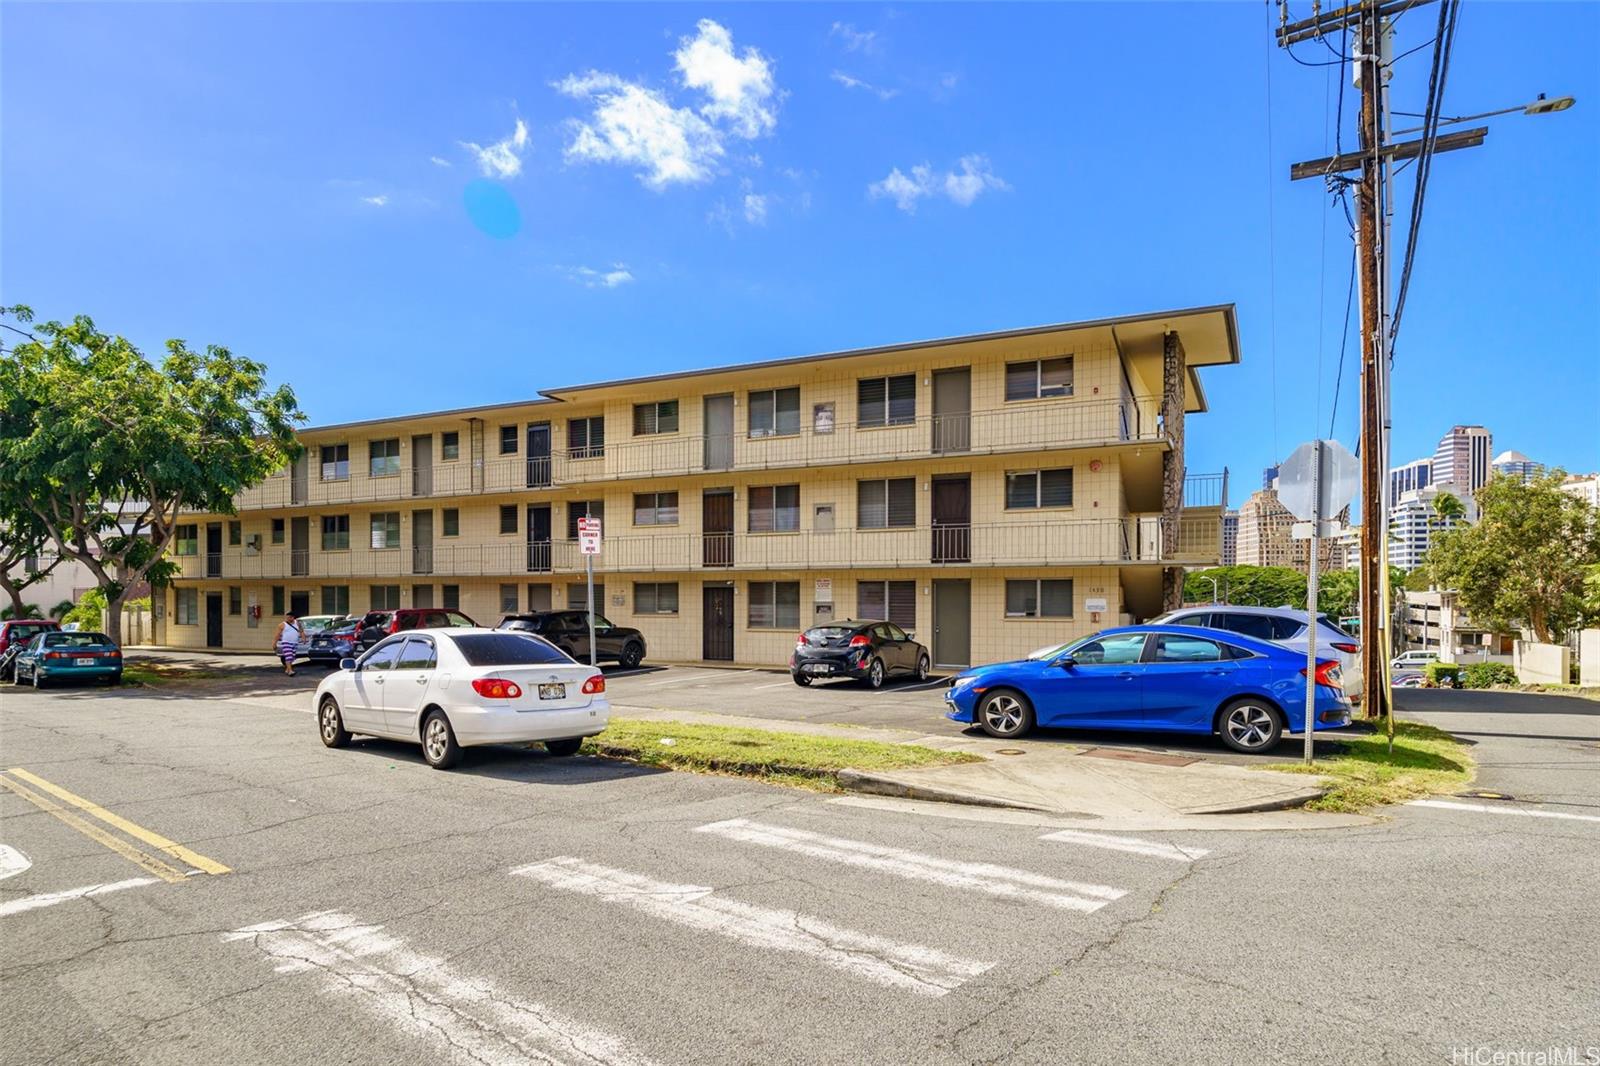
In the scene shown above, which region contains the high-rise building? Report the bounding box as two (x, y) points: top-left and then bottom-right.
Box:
(1262, 464), (1280, 490)
(1234, 489), (1345, 573)
(1490, 449), (1543, 483)
(1221, 510), (1238, 566)
(1559, 473), (1600, 509)
(1432, 426), (1492, 497)
(1389, 482), (1473, 571)
(1388, 457), (1432, 508)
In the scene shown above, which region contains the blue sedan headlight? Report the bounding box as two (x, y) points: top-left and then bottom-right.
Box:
(951, 675), (979, 689)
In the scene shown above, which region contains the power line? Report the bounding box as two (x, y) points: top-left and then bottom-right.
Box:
(1328, 238), (1357, 440)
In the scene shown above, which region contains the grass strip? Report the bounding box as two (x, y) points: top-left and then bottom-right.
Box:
(581, 717), (981, 792)
(1269, 719), (1474, 813)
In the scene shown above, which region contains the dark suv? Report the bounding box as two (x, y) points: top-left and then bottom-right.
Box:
(496, 611), (647, 668)
(354, 608), (477, 652)
(790, 619), (930, 689)
(0, 618), (61, 681)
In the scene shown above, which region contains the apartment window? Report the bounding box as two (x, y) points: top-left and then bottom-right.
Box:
(1005, 469), (1074, 509)
(370, 585), (401, 611)
(441, 431), (460, 461)
(858, 581), (917, 629)
(320, 514), (350, 551)
(500, 584), (518, 613)
(857, 478), (917, 529)
(498, 425), (518, 455)
(748, 387), (800, 438)
(320, 443), (350, 481)
(634, 582), (679, 615)
(228, 521), (242, 546)
(271, 586), (284, 616)
(567, 584), (606, 610)
(499, 505), (518, 535)
(228, 587), (242, 616)
(174, 524), (198, 556)
(369, 438), (401, 478)
(321, 585), (350, 615)
(569, 416), (605, 459)
(566, 500), (604, 539)
(442, 584), (460, 610)
(174, 588), (199, 625)
(633, 400), (679, 436)
(1004, 357), (1074, 401)
(633, 491), (679, 526)
(1005, 579), (1074, 618)
(748, 581), (800, 629)
(370, 512), (401, 550)
(748, 485), (800, 532)
(857, 374), (917, 428)
(441, 508), (459, 537)
(271, 518), (285, 545)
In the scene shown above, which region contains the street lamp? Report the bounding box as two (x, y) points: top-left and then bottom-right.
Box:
(1205, 575), (1220, 605)
(1391, 93), (1576, 135)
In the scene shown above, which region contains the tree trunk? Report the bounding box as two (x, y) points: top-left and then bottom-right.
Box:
(1, 577), (27, 619)
(105, 589), (126, 647)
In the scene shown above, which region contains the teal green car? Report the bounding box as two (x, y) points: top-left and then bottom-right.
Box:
(11, 631), (123, 688)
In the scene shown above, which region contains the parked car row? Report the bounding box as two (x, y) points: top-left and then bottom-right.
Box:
(6, 629), (122, 687)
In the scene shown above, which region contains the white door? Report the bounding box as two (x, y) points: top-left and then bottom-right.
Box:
(384, 636), (438, 737)
(346, 638), (402, 734)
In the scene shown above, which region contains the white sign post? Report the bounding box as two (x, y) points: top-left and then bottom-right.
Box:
(1280, 439), (1359, 766)
(578, 517), (602, 667)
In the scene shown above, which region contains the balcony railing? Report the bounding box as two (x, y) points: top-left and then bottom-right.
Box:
(216, 395), (1164, 512)
(168, 514), (1221, 581)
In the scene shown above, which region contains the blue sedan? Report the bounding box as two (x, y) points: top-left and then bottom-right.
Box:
(11, 631), (124, 688)
(944, 625), (1352, 754)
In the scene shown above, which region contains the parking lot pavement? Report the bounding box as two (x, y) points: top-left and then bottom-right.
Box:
(3, 682), (1597, 1064)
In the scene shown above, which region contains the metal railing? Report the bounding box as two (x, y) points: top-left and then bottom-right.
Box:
(168, 514), (1221, 580)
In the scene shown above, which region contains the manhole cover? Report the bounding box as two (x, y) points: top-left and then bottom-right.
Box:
(1079, 748), (1198, 768)
(994, 748), (1025, 756)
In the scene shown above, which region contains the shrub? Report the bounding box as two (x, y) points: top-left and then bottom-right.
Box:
(1423, 661), (1462, 687)
(1461, 662), (1518, 689)
(62, 588), (108, 629)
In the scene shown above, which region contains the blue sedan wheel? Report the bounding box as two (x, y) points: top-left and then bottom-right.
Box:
(1219, 700), (1283, 753)
(977, 689), (1035, 739)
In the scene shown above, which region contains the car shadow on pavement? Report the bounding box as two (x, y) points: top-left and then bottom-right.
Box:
(954, 723), (1355, 766)
(339, 736), (669, 785)
(1394, 688), (1600, 717)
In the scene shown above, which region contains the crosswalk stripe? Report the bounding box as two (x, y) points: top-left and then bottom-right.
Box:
(1409, 799), (1600, 824)
(1039, 829), (1210, 862)
(696, 818), (1125, 912)
(512, 857), (991, 997)
(224, 910), (661, 1066)
(0, 877), (159, 917)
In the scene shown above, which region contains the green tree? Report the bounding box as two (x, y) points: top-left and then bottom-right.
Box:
(0, 507), (62, 619)
(0, 305), (303, 645)
(1183, 566), (1307, 609)
(1316, 569), (1361, 618)
(1426, 472), (1600, 643)
(1431, 491), (1467, 528)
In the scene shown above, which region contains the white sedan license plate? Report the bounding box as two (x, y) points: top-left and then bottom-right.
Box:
(805, 663), (832, 675)
(75, 657), (96, 666)
(538, 683), (566, 700)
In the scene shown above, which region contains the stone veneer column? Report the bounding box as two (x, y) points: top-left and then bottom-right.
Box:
(1160, 331), (1186, 612)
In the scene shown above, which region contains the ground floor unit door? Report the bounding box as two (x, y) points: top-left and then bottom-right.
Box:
(932, 579), (971, 668)
(289, 591), (312, 618)
(703, 584), (734, 661)
(205, 593), (224, 648)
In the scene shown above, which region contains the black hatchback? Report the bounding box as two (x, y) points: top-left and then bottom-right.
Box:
(496, 611), (648, 668)
(790, 619), (930, 688)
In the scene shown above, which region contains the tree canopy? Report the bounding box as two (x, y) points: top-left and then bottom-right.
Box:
(0, 305), (303, 642)
(1425, 472), (1600, 643)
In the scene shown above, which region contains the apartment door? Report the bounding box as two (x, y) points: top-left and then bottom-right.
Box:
(932, 580), (971, 668)
(703, 584), (734, 661)
(703, 489), (734, 567)
(205, 593), (224, 648)
(290, 517), (310, 577)
(411, 510), (433, 575)
(290, 453), (308, 506)
(932, 368), (972, 454)
(412, 584), (434, 609)
(526, 583), (552, 612)
(931, 475), (971, 563)
(526, 504), (552, 572)
(289, 590), (311, 618)
(703, 395), (734, 472)
(411, 434), (432, 496)
(526, 422), (552, 488)
(205, 523), (223, 578)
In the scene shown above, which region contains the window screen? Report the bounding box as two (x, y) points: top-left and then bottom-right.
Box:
(635, 582), (680, 614)
(748, 388), (800, 438)
(857, 580), (917, 628)
(857, 375), (916, 427)
(748, 485), (800, 532)
(568, 417), (605, 459)
(748, 581), (800, 628)
(857, 479), (917, 528)
(633, 401), (679, 436)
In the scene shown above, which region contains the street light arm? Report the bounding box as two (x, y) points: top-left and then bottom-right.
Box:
(1391, 94), (1576, 135)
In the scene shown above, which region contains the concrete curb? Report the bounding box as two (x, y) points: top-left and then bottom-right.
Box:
(835, 769), (1099, 818)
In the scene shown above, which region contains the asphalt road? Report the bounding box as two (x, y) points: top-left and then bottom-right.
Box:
(1, 681), (1596, 1065)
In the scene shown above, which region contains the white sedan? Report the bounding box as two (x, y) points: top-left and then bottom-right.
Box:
(313, 627), (610, 769)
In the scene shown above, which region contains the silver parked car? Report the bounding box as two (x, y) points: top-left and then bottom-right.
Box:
(1149, 605), (1364, 700)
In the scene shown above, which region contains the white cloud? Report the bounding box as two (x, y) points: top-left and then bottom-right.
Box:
(673, 19), (777, 139)
(568, 263), (635, 289)
(360, 194), (389, 207)
(868, 155), (1009, 213)
(742, 193), (768, 225)
(830, 70), (898, 101)
(558, 72), (723, 187)
(429, 156), (452, 168)
(461, 118), (530, 180)
(829, 21), (878, 54)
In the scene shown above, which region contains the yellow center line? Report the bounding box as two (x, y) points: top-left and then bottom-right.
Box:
(3, 767), (231, 876)
(0, 776), (188, 884)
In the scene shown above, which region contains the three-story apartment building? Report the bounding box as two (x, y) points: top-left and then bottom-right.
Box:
(158, 305), (1237, 667)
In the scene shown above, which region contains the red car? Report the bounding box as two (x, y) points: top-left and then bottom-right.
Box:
(0, 618), (61, 681)
(353, 608), (477, 652)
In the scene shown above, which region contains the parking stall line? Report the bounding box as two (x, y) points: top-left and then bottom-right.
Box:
(225, 910), (661, 1066)
(5, 767), (231, 875)
(512, 856), (991, 997)
(695, 818), (1126, 912)
(1, 877), (161, 918)
(1408, 799), (1600, 824)
(1040, 830), (1210, 862)
(0, 774), (189, 884)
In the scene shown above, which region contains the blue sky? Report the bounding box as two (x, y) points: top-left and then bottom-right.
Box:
(4, 2), (1597, 497)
